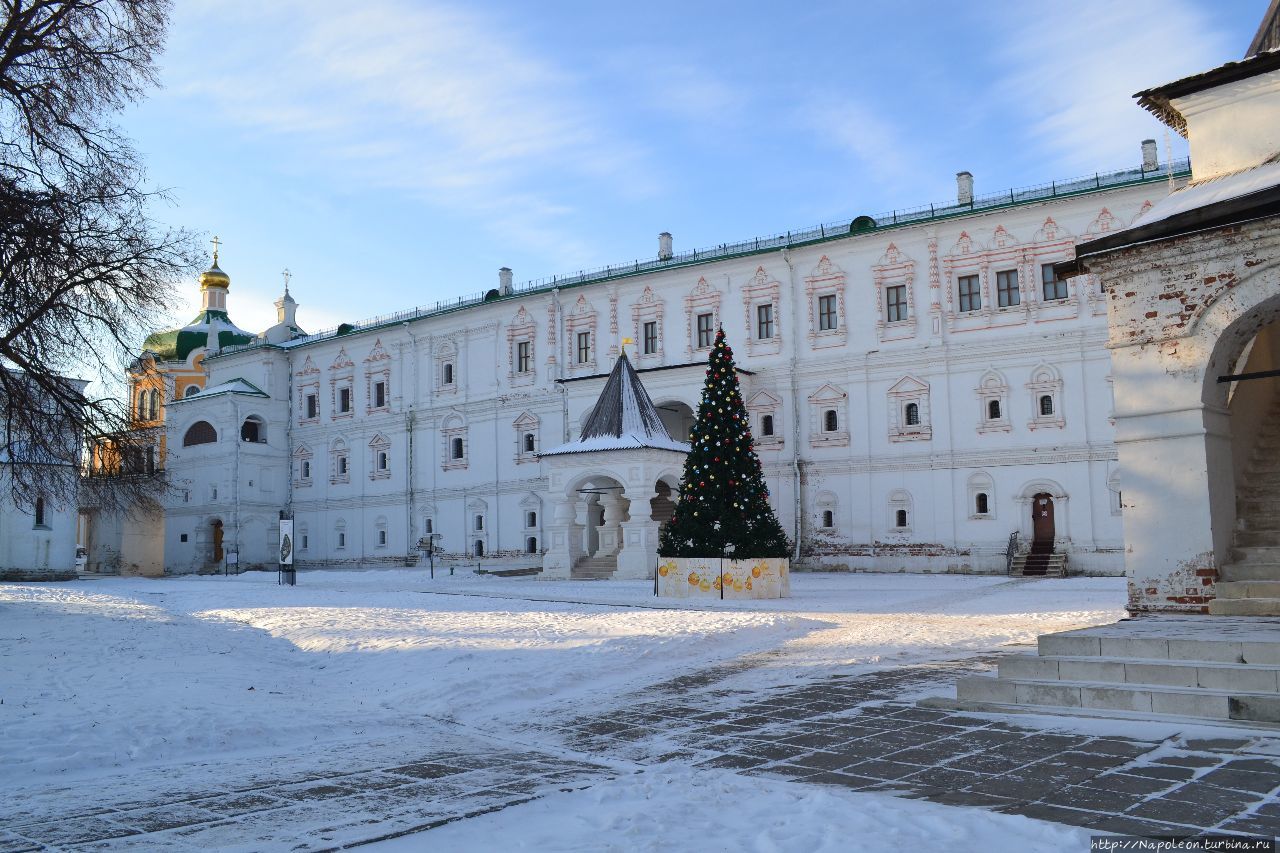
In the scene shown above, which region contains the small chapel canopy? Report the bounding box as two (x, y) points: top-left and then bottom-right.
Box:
(541, 351), (690, 456)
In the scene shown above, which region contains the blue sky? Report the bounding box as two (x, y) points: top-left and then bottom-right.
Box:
(124, 0), (1263, 337)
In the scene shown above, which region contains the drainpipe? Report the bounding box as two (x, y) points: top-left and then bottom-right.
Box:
(553, 289), (569, 442)
(232, 399), (241, 565)
(781, 248), (803, 562)
(402, 323), (419, 562)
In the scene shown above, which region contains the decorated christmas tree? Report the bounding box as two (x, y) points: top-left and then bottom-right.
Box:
(659, 328), (791, 558)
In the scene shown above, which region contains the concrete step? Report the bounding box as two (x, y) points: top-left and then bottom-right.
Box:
(1220, 562), (1280, 582)
(1209, 598), (1280, 616)
(1232, 546), (1280, 564)
(956, 675), (1280, 723)
(1039, 630), (1280, 664)
(1217, 581), (1280, 599)
(1237, 530), (1280, 547)
(998, 654), (1280, 692)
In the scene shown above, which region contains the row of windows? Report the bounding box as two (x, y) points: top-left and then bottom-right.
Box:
(953, 265), (1069, 315)
(818, 493), (992, 531)
(303, 378), (390, 421)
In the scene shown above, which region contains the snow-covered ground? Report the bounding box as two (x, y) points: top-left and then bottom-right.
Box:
(370, 763), (1093, 853)
(0, 570), (1126, 848)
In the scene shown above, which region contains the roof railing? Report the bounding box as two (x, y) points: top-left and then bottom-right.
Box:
(216, 157), (1189, 356)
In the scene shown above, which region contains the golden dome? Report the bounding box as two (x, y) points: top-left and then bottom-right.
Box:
(199, 258), (230, 290)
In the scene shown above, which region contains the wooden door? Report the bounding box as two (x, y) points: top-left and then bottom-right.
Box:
(1032, 493), (1055, 544)
(212, 520), (224, 563)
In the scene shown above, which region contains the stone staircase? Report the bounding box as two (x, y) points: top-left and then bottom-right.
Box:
(571, 554), (618, 580)
(1211, 404), (1280, 615)
(936, 617), (1280, 726)
(1010, 550), (1067, 578)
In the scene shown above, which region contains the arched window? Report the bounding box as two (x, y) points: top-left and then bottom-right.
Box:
(1040, 395), (1054, 416)
(526, 510), (537, 528)
(988, 399), (1001, 420)
(474, 514), (484, 531)
(895, 509), (908, 528)
(524, 432), (535, 453)
(147, 389), (159, 421)
(822, 510), (834, 529)
(824, 409), (838, 432)
(451, 436), (464, 460)
(443, 362), (454, 385)
(905, 403), (920, 426)
(761, 414), (774, 437)
(33, 497), (45, 527)
(241, 416), (265, 443)
(184, 384), (201, 398)
(976, 492), (989, 515)
(526, 537), (538, 554)
(474, 540), (485, 557)
(183, 421), (217, 447)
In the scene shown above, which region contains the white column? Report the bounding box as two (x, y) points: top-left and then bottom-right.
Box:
(616, 487), (659, 580)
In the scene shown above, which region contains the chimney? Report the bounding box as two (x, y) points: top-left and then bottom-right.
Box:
(658, 232), (673, 261)
(498, 266), (513, 296)
(956, 171), (974, 206)
(1141, 139), (1158, 172)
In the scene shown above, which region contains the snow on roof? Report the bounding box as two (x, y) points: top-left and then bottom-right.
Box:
(175, 377), (269, 401)
(1128, 159), (1280, 231)
(541, 352), (690, 457)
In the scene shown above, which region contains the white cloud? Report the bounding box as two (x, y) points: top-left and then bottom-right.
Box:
(164, 0), (655, 256)
(994, 0), (1235, 172)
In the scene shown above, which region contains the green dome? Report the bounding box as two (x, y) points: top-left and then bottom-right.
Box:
(143, 309), (255, 362)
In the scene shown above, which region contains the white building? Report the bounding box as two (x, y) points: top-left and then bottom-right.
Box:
(159, 155), (1183, 578)
(1, 372), (87, 580)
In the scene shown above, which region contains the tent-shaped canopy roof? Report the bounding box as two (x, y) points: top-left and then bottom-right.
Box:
(541, 352), (690, 456)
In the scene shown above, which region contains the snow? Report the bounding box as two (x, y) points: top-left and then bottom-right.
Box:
(1120, 159), (1280, 233)
(367, 763), (1092, 853)
(0, 571), (1127, 847)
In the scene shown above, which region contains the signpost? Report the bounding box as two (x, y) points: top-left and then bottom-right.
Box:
(418, 533), (443, 578)
(279, 511), (295, 586)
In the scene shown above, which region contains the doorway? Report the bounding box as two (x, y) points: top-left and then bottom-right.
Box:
(212, 519), (224, 563)
(1032, 493), (1055, 544)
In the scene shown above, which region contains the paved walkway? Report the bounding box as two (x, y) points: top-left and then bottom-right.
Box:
(6, 652), (1280, 849)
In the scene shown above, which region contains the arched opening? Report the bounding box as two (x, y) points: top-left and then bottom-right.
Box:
(976, 492), (989, 515)
(184, 384), (201, 397)
(761, 414), (775, 436)
(905, 402), (920, 426)
(1204, 299), (1280, 573)
(241, 415), (265, 443)
(895, 509), (908, 528)
(34, 497), (45, 527)
(183, 421), (217, 447)
(988, 399), (1001, 420)
(524, 432), (536, 453)
(526, 536), (538, 554)
(473, 540), (485, 557)
(650, 479), (676, 532)
(1039, 395), (1054, 416)
(655, 400), (695, 442)
(824, 409), (839, 432)
(822, 510), (834, 529)
(451, 436), (464, 460)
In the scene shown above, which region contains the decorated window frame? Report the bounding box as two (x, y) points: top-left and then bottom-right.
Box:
(565, 294), (598, 376)
(888, 376), (932, 442)
(746, 390), (783, 450)
(630, 286), (665, 364)
(293, 443), (313, 488)
(1026, 363), (1065, 430)
(507, 306), (537, 387)
(808, 384), (849, 448)
(887, 489), (913, 537)
(369, 433), (391, 480)
(976, 369), (1012, 434)
(741, 267), (782, 356)
(330, 438), (350, 484)
(804, 256), (847, 349)
(329, 348), (354, 420)
(684, 277), (722, 359)
(872, 243), (917, 342)
(442, 413), (467, 470)
(435, 339), (459, 395)
(513, 411), (539, 463)
(967, 472), (996, 519)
